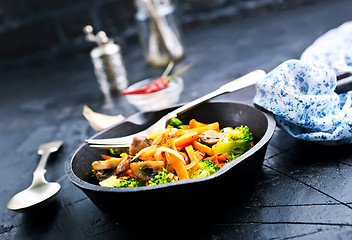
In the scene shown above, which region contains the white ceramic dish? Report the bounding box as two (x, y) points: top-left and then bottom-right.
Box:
(124, 76), (183, 111)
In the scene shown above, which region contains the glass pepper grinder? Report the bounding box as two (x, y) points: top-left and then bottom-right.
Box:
(84, 25), (128, 108)
(134, 0), (185, 67)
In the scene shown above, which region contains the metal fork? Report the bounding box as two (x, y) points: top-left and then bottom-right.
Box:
(86, 70), (266, 149)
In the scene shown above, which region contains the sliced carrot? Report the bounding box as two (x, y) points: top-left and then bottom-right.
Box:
(192, 122), (220, 134)
(101, 154), (114, 159)
(173, 129), (190, 138)
(173, 130), (199, 148)
(168, 139), (178, 151)
(195, 150), (205, 161)
(185, 145), (200, 170)
(166, 152), (189, 180)
(189, 119), (207, 128)
(120, 170), (136, 178)
(218, 162), (225, 168)
(161, 132), (175, 145)
(181, 125), (190, 130)
(217, 153), (229, 162)
(193, 140), (214, 156)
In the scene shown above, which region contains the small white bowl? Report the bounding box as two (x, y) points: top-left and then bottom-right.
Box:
(124, 76), (184, 111)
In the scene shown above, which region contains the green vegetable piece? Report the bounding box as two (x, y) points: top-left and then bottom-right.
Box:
(99, 176), (145, 188)
(219, 127), (233, 133)
(189, 160), (219, 179)
(212, 126), (252, 155)
(148, 168), (175, 186)
(99, 176), (118, 187)
(225, 153), (237, 163)
(167, 117), (184, 129)
(109, 148), (126, 157)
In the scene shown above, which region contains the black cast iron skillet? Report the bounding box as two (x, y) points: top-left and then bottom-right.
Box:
(65, 72), (352, 223)
(66, 101), (276, 223)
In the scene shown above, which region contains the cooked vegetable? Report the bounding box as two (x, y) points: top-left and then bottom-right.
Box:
(192, 122), (220, 134)
(94, 169), (115, 181)
(173, 130), (199, 148)
(189, 119), (206, 128)
(189, 160), (220, 179)
(212, 126), (253, 156)
(166, 152), (189, 180)
(199, 130), (225, 146)
(129, 135), (153, 156)
(91, 119), (254, 188)
(148, 168), (175, 186)
(130, 161), (165, 181)
(92, 158), (122, 171)
(115, 155), (131, 175)
(109, 148), (126, 157)
(193, 140), (214, 156)
(167, 117), (184, 129)
(225, 153), (237, 163)
(99, 176), (145, 188)
(185, 145), (200, 170)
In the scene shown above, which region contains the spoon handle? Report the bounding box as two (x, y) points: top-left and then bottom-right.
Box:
(169, 70), (266, 117)
(32, 151), (51, 185)
(31, 141), (63, 186)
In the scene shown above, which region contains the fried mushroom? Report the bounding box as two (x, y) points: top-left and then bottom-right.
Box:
(92, 157), (123, 171)
(130, 161), (165, 181)
(199, 130), (225, 146)
(129, 135), (153, 156)
(115, 155), (132, 175)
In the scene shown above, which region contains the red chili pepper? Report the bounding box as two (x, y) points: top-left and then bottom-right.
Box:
(121, 62), (193, 95)
(120, 77), (169, 95)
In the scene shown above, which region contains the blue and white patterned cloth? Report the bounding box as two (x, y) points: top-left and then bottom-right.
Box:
(253, 59), (352, 144)
(301, 21), (352, 74)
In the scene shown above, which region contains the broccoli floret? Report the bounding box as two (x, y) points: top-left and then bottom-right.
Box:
(148, 168), (175, 186)
(115, 176), (145, 188)
(213, 125), (253, 156)
(109, 148), (127, 157)
(99, 176), (145, 188)
(167, 117), (184, 129)
(189, 160), (220, 179)
(225, 153), (237, 163)
(230, 125), (253, 142)
(228, 125), (253, 155)
(219, 127), (233, 133)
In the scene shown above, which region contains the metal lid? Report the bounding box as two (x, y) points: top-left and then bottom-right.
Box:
(83, 25), (112, 46)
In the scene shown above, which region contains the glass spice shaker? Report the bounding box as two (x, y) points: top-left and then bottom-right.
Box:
(84, 25), (128, 107)
(134, 0), (185, 67)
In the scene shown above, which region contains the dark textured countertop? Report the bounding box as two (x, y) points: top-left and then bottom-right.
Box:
(2, 0), (352, 239)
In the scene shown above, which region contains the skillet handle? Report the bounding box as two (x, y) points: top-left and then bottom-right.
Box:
(335, 72), (352, 94)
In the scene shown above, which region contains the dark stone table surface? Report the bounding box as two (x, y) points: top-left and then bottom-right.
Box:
(2, 0), (352, 239)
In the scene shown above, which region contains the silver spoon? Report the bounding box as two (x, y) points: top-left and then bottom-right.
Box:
(7, 141), (63, 211)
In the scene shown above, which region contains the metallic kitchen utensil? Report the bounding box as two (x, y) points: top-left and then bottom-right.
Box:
(7, 141), (63, 211)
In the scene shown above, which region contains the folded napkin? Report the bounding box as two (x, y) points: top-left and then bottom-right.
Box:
(253, 59), (352, 144)
(301, 21), (352, 74)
